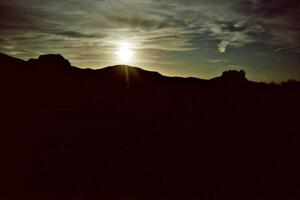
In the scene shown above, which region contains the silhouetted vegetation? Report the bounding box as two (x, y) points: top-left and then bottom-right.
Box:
(222, 69), (246, 81)
(1, 53), (300, 200)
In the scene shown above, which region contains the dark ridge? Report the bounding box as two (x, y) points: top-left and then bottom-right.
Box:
(0, 52), (26, 67)
(95, 65), (164, 80)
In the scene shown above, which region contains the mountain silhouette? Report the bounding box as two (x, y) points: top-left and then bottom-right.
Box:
(28, 54), (72, 70)
(1, 53), (300, 200)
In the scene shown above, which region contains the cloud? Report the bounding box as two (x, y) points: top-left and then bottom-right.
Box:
(218, 41), (229, 53)
(50, 30), (100, 38)
(0, 0), (300, 65)
(234, 0), (300, 47)
(274, 45), (300, 53)
(209, 59), (230, 64)
(237, 0), (300, 17)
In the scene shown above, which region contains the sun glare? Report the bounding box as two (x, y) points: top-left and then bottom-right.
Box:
(117, 42), (134, 64)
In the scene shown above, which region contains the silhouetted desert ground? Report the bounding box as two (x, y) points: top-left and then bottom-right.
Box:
(1, 53), (300, 199)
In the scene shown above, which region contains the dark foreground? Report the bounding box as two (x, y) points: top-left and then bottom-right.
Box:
(1, 53), (300, 199)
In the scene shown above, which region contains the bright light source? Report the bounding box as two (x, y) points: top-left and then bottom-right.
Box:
(117, 42), (134, 64)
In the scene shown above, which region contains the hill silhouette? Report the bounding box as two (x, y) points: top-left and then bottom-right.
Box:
(1, 53), (300, 200)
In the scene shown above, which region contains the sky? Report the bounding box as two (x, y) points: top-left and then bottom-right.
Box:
(0, 0), (300, 82)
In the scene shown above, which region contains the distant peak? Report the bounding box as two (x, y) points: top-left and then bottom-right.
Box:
(28, 54), (71, 68)
(100, 65), (163, 77)
(38, 54), (67, 61)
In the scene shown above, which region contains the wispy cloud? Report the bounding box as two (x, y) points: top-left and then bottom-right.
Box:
(209, 59), (230, 64)
(0, 0), (300, 65)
